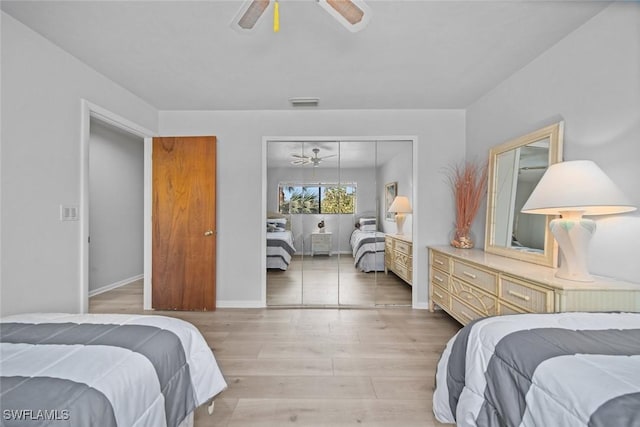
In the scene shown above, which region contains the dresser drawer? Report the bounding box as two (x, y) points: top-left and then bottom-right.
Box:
(393, 263), (411, 282)
(450, 298), (482, 325)
(451, 278), (497, 316)
(312, 234), (331, 244)
(500, 276), (552, 313)
(452, 260), (498, 295)
(431, 251), (451, 273)
(431, 283), (450, 310)
(430, 268), (449, 289)
(394, 239), (411, 255)
(498, 302), (526, 316)
(385, 238), (393, 250)
(394, 252), (412, 269)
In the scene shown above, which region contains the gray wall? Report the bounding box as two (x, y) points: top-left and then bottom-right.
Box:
(466, 2), (640, 283)
(377, 142), (414, 235)
(89, 119), (144, 293)
(160, 110), (466, 307)
(1, 12), (158, 316)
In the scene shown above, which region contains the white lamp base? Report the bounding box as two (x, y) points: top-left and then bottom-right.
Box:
(395, 213), (406, 235)
(549, 213), (596, 282)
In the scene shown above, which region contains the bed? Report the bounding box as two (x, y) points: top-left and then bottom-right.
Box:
(0, 313), (227, 427)
(433, 312), (640, 427)
(266, 214), (296, 270)
(350, 217), (385, 272)
(266, 230), (296, 270)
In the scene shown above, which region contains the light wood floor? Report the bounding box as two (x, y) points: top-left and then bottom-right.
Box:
(90, 280), (459, 426)
(267, 255), (413, 307)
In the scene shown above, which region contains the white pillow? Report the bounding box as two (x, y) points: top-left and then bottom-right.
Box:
(359, 217), (377, 226)
(360, 224), (377, 232)
(267, 217), (287, 225)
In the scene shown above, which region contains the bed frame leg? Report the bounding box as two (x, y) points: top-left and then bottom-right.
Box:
(207, 400), (215, 415)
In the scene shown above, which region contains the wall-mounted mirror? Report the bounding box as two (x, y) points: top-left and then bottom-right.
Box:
(485, 122), (564, 267)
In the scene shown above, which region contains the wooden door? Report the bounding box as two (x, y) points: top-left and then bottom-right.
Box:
(152, 136), (216, 310)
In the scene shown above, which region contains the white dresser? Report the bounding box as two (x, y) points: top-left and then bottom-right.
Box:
(311, 232), (332, 256)
(429, 245), (640, 325)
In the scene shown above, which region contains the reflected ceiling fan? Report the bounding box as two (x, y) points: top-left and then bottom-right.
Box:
(291, 148), (337, 167)
(233, 0), (371, 33)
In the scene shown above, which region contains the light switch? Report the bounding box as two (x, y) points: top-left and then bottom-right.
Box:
(60, 205), (79, 221)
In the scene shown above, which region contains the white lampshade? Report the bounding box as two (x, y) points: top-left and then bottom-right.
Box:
(521, 160), (636, 282)
(388, 196), (412, 213)
(521, 160), (635, 215)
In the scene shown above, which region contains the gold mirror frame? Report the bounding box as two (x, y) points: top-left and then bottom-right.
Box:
(484, 122), (564, 267)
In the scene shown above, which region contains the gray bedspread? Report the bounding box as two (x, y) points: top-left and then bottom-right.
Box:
(434, 312), (640, 427)
(1, 313), (227, 427)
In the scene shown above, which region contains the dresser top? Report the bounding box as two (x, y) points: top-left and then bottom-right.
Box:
(386, 233), (412, 243)
(429, 245), (640, 291)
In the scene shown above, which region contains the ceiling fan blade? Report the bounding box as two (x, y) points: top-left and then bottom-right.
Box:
(326, 0), (364, 25)
(291, 159), (310, 165)
(318, 154), (337, 160)
(235, 0), (270, 30)
(318, 0), (371, 32)
(291, 154), (311, 159)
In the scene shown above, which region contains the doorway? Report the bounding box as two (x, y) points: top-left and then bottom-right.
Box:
(88, 119), (144, 303)
(80, 100), (154, 313)
(264, 137), (415, 307)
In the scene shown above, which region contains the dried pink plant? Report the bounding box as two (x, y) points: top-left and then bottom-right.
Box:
(446, 160), (488, 244)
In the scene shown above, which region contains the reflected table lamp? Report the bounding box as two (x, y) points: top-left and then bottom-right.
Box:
(521, 160), (636, 282)
(389, 196), (412, 235)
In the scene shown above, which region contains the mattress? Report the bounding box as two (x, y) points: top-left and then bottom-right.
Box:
(0, 313), (227, 427)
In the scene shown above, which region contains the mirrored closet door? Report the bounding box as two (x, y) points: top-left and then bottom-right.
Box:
(266, 138), (413, 307)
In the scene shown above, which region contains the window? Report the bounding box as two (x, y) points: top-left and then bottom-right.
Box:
(279, 184), (356, 214)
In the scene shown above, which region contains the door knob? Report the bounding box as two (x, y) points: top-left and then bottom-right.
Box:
(204, 230), (214, 236)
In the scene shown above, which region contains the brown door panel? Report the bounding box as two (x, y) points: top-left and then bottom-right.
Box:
(152, 136), (216, 310)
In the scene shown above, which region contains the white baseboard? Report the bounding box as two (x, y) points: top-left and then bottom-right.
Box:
(89, 274), (143, 297)
(216, 300), (265, 308)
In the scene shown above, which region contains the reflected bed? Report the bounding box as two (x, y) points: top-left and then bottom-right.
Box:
(350, 228), (385, 272)
(267, 230), (296, 270)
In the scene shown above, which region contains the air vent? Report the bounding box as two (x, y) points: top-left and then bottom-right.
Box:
(289, 97), (320, 107)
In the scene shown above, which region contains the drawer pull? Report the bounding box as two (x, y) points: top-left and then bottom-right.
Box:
(460, 310), (473, 321)
(463, 271), (477, 279)
(434, 275), (444, 283)
(434, 291), (444, 299)
(435, 259), (444, 265)
(508, 290), (531, 301)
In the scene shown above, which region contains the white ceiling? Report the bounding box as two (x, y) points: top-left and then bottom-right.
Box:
(2, 0), (609, 111)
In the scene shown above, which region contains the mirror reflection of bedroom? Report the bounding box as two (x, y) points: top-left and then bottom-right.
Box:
(266, 139), (413, 307)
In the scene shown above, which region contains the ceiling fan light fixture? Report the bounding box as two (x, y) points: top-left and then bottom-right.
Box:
(317, 0), (371, 32)
(289, 97), (320, 107)
(234, 0), (270, 31)
(290, 147), (336, 166)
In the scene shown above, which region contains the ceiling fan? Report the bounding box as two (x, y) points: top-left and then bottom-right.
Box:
(233, 0), (371, 33)
(291, 148), (337, 167)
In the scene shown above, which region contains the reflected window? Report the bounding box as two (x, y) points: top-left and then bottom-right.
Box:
(279, 183), (356, 214)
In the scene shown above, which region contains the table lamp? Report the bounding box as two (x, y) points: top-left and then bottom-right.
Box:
(389, 196), (412, 235)
(521, 160), (636, 281)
